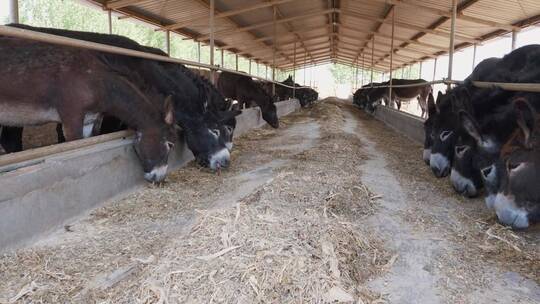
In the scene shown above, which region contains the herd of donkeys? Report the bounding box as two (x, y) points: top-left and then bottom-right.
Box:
(0, 24), (317, 182)
(353, 45), (540, 230)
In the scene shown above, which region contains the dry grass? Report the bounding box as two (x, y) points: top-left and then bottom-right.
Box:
(342, 102), (540, 300)
(0, 100), (391, 303)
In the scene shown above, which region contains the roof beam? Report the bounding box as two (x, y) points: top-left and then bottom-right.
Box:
(196, 8), (336, 41)
(369, 0), (517, 31)
(105, 0), (146, 9)
(342, 9), (480, 44)
(373, 0), (482, 67)
(339, 24), (447, 51)
(163, 0), (296, 31)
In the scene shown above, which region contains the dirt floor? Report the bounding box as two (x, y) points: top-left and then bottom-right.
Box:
(0, 98), (538, 303)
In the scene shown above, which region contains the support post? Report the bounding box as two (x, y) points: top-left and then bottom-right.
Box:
(472, 43), (477, 71)
(165, 30), (171, 55)
(511, 30), (518, 50)
(293, 41), (297, 98)
(370, 36), (375, 85)
(9, 0), (19, 23)
(108, 10), (113, 34)
(433, 58), (437, 82)
(447, 0), (457, 90)
(419, 61), (423, 79)
(389, 7), (395, 107)
(235, 54), (238, 71)
(272, 6), (277, 95)
(209, 0), (215, 84)
(361, 52), (365, 86)
(354, 62), (359, 92)
(221, 49), (224, 67)
(249, 59), (252, 75)
(266, 65), (268, 79)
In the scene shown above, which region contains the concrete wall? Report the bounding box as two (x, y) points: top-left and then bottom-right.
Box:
(0, 99), (300, 251)
(372, 106), (425, 144)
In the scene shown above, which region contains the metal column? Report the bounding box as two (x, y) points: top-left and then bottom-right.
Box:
(292, 41), (297, 98)
(511, 30), (518, 50)
(472, 44), (477, 71)
(108, 10), (113, 34)
(370, 36), (375, 84)
(165, 30), (171, 55)
(447, 0), (457, 90)
(389, 7), (395, 106)
(9, 0), (19, 23)
(235, 54), (238, 71)
(361, 52), (365, 86)
(209, 0), (215, 84)
(433, 58), (437, 82)
(272, 6), (277, 95)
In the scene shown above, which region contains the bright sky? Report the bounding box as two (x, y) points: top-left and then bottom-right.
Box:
(0, 2), (9, 22)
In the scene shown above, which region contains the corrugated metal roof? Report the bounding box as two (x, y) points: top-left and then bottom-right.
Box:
(88, 0), (540, 72)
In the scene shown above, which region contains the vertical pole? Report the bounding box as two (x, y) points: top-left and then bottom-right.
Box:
(433, 58), (437, 82)
(370, 36), (375, 85)
(293, 41), (297, 98)
(272, 6), (277, 95)
(209, 0), (215, 84)
(197, 41), (201, 72)
(447, 0), (457, 90)
(472, 43), (477, 71)
(511, 30), (518, 50)
(389, 7), (395, 107)
(108, 10), (113, 34)
(235, 54), (238, 71)
(249, 59), (252, 75)
(266, 65), (268, 79)
(419, 61), (423, 79)
(165, 30), (171, 55)
(361, 52), (365, 86)
(9, 0), (19, 23)
(304, 57), (307, 86)
(220, 49), (224, 67)
(354, 63), (359, 92)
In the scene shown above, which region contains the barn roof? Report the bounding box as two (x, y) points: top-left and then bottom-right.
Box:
(87, 0), (540, 72)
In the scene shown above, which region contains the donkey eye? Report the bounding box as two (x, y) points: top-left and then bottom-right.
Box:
(210, 129), (220, 137)
(440, 130), (453, 141)
(166, 141), (175, 150)
(507, 161), (525, 173)
(455, 145), (469, 157)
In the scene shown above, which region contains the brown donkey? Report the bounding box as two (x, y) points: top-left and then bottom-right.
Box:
(0, 36), (176, 182)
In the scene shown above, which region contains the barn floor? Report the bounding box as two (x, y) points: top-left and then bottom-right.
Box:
(0, 98), (538, 304)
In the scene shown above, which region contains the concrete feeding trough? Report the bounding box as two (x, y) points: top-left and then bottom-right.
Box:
(0, 99), (301, 251)
(371, 105), (424, 144)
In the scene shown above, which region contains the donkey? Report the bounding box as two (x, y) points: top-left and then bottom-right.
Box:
(0, 36), (176, 182)
(492, 96), (540, 229)
(5, 24), (241, 170)
(218, 71), (279, 128)
(428, 45), (540, 180)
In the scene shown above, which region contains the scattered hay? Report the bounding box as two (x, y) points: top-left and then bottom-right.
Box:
(0, 100), (390, 303)
(346, 101), (540, 289)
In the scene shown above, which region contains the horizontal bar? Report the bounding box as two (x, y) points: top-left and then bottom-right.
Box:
(0, 25), (310, 90)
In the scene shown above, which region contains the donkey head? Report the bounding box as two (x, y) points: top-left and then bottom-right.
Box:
(423, 93), (436, 165)
(493, 97), (540, 229)
(429, 88), (471, 177)
(262, 95), (280, 128)
(134, 96), (176, 183)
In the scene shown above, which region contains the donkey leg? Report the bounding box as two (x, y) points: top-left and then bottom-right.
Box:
(0, 126), (24, 153)
(56, 124), (66, 143)
(59, 113), (85, 142)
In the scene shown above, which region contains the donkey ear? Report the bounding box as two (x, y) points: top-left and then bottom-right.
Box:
(427, 93), (438, 117)
(514, 97), (537, 148)
(459, 110), (483, 144)
(163, 95), (175, 125)
(437, 91), (443, 101)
